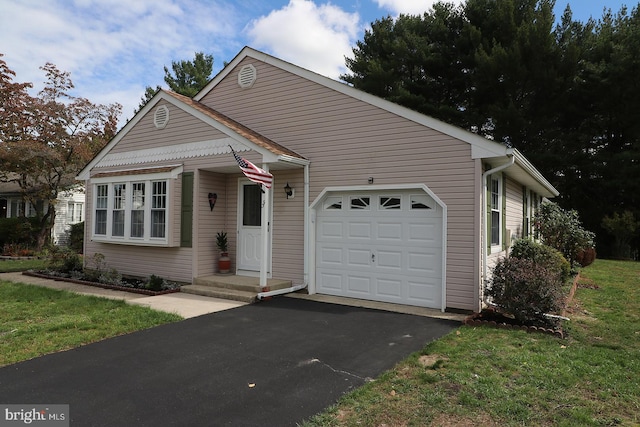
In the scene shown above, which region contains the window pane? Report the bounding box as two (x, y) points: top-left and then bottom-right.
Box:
(95, 210), (107, 235)
(491, 211), (500, 245)
(151, 210), (166, 238)
(112, 210), (124, 236)
(131, 210), (144, 237)
(350, 197), (370, 210)
(243, 184), (262, 226)
(380, 197), (401, 210)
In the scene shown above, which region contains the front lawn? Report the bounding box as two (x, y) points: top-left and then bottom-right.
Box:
(0, 281), (182, 367)
(0, 258), (48, 272)
(304, 259), (640, 426)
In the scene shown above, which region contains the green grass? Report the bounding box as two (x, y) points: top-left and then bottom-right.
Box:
(0, 281), (182, 367)
(303, 259), (640, 426)
(0, 258), (48, 272)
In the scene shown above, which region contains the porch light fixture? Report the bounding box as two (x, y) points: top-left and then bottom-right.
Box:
(284, 182), (293, 199)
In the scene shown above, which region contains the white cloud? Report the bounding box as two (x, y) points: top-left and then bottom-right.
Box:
(245, 0), (361, 79)
(375, 0), (464, 16)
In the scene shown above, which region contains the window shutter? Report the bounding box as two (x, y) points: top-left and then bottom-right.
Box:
(522, 186), (528, 238)
(502, 173), (508, 251)
(180, 172), (194, 247)
(486, 174), (492, 254)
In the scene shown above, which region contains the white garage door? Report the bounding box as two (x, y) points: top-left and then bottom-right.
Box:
(315, 189), (443, 309)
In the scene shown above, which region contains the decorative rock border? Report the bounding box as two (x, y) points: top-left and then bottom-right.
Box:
(22, 271), (180, 296)
(463, 314), (565, 339)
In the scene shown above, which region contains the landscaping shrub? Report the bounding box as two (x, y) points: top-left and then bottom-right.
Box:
(47, 246), (83, 274)
(146, 274), (164, 291)
(534, 201), (595, 268)
(487, 257), (564, 326)
(509, 239), (571, 283)
(0, 217), (39, 249)
(68, 221), (84, 254)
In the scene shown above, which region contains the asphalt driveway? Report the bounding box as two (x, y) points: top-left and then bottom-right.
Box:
(0, 297), (459, 426)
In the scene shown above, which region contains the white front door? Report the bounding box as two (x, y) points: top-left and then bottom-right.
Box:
(238, 182), (265, 272)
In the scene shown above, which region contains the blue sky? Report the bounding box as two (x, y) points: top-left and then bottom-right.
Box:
(1, 0), (633, 121)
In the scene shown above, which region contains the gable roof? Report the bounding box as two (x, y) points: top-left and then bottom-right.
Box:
(77, 89), (307, 180)
(195, 47), (558, 198)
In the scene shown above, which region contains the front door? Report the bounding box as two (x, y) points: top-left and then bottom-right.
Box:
(238, 182), (264, 272)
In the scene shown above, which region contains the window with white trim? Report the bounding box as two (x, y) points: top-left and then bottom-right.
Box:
(92, 173), (173, 245)
(68, 202), (84, 223)
(490, 176), (502, 247)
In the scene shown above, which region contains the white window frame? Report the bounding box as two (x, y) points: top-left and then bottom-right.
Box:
(91, 167), (181, 246)
(68, 202), (84, 223)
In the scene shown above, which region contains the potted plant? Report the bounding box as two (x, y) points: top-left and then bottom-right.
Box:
(216, 231), (231, 274)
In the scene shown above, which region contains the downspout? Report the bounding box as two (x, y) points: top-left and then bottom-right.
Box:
(257, 162), (310, 301)
(481, 150), (515, 307)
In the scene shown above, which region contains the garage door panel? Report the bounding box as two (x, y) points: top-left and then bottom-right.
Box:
(348, 249), (371, 267)
(376, 278), (403, 298)
(318, 272), (343, 292)
(318, 247), (343, 265)
(347, 275), (372, 295)
(376, 250), (402, 270)
(316, 189), (443, 309)
(319, 221), (343, 238)
(376, 222), (403, 241)
(347, 221), (371, 239)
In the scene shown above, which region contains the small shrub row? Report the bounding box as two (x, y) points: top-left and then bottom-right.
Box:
(39, 249), (179, 292)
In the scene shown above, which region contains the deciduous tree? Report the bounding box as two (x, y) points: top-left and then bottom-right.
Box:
(0, 56), (121, 249)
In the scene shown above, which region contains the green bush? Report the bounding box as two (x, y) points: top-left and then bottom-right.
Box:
(68, 221), (84, 254)
(47, 247), (83, 274)
(510, 239), (571, 283)
(534, 201), (595, 268)
(146, 274), (164, 291)
(0, 217), (39, 248)
(487, 257), (564, 326)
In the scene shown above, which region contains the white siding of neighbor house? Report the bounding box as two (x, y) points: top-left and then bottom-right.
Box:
(53, 189), (85, 245)
(200, 58), (479, 310)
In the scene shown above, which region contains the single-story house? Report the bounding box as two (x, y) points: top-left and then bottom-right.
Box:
(76, 47), (558, 312)
(0, 180), (85, 245)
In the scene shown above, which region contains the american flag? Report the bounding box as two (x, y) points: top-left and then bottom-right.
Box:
(229, 146), (273, 189)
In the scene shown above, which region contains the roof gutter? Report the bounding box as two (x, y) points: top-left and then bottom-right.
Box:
(480, 149), (515, 309)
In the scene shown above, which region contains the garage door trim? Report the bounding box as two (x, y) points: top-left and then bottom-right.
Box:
(309, 184), (447, 311)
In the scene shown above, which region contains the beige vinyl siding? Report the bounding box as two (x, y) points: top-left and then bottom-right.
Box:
(270, 169), (305, 283)
(194, 170), (227, 277)
(201, 59), (478, 310)
(109, 100), (227, 154)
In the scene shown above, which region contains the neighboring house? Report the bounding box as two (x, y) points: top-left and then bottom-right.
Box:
(0, 180), (85, 245)
(76, 47), (558, 312)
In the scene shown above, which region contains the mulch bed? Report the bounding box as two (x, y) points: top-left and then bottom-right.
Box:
(22, 271), (180, 296)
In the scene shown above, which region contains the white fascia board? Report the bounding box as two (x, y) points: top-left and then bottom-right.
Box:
(513, 149), (560, 197)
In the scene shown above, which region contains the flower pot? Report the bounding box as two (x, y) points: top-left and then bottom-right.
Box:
(218, 252), (231, 274)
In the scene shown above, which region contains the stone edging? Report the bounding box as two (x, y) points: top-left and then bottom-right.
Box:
(22, 271), (180, 296)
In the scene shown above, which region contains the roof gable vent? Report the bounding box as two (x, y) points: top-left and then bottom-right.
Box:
(238, 64), (257, 89)
(154, 105), (170, 129)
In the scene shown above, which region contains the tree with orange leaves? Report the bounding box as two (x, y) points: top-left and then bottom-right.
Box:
(0, 55), (121, 250)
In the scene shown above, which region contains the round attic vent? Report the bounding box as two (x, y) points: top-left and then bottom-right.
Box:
(154, 105), (169, 129)
(238, 64), (257, 89)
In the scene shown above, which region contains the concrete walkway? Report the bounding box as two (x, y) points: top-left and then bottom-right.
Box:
(0, 272), (246, 318)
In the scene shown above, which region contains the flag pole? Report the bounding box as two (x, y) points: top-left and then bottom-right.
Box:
(260, 163), (270, 291)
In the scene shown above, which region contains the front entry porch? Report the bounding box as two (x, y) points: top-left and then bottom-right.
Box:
(182, 275), (294, 303)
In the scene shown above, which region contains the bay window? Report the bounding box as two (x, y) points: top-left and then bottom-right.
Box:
(92, 168), (178, 245)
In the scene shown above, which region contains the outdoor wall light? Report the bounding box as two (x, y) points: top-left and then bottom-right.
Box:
(284, 182), (294, 199)
(208, 192), (217, 211)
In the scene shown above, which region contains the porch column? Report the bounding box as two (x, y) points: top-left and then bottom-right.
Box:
(260, 164), (270, 290)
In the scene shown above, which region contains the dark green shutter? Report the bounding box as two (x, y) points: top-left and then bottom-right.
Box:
(180, 172), (194, 247)
(502, 173), (507, 251)
(522, 186), (528, 238)
(486, 173), (492, 254)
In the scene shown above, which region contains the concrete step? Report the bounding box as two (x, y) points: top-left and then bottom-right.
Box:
(182, 276), (294, 304)
(180, 285), (258, 303)
(192, 276), (293, 293)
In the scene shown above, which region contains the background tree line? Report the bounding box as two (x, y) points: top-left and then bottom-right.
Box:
(342, 0), (639, 259)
